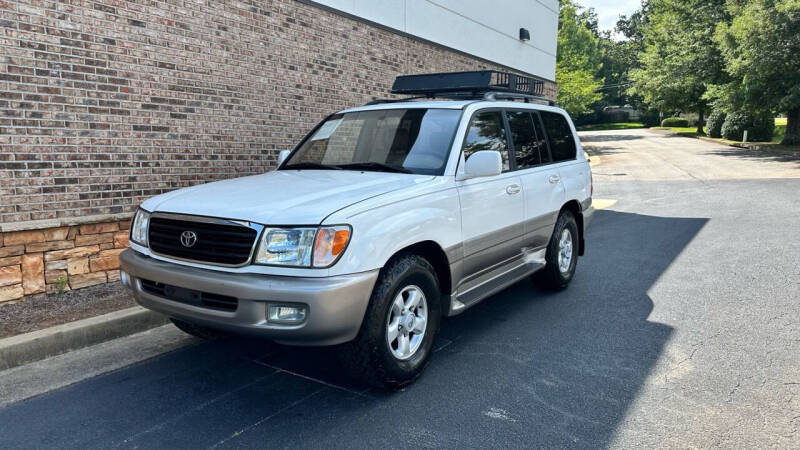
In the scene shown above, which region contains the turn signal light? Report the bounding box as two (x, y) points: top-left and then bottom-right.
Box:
(313, 226), (351, 267)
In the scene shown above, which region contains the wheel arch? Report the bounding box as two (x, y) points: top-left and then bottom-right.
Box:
(386, 240), (453, 312)
(560, 200), (585, 256)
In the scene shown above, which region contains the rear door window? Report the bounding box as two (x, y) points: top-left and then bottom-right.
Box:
(540, 111), (576, 162)
(506, 110), (542, 169)
(532, 113), (552, 163)
(462, 111), (511, 172)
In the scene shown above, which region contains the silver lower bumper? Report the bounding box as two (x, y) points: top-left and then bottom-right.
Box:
(119, 249), (379, 346)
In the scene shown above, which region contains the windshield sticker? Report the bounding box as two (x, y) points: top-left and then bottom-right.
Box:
(311, 118), (343, 141)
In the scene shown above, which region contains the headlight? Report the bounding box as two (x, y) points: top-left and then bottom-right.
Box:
(130, 208), (150, 247)
(255, 227), (316, 266)
(254, 225), (351, 267)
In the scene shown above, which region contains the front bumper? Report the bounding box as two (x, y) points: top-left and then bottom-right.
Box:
(119, 249), (378, 346)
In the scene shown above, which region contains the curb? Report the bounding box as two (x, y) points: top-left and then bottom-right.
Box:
(0, 307), (169, 371)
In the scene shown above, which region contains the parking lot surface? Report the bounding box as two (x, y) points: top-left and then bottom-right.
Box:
(1, 130), (799, 448)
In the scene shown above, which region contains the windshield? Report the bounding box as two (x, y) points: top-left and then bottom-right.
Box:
(282, 108), (462, 175)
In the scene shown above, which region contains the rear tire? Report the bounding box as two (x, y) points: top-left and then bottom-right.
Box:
(533, 210), (579, 290)
(338, 254), (441, 389)
(170, 318), (229, 340)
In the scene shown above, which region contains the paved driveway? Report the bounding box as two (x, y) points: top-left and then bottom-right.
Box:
(1, 130), (799, 448)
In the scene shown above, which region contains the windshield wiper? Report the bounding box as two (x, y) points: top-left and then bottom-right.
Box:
(281, 162), (342, 171)
(336, 162), (412, 174)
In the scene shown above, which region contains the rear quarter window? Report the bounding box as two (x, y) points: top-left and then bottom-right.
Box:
(540, 111), (577, 162)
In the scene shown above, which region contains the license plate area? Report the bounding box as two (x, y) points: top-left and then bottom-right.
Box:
(163, 285), (203, 306)
(139, 279), (239, 312)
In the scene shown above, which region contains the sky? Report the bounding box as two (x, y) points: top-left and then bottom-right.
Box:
(577, 0), (642, 34)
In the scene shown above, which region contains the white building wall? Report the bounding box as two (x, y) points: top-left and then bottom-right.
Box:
(308, 0), (558, 81)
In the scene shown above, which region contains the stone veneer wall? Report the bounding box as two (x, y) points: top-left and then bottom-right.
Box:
(0, 0), (557, 302)
(0, 218), (129, 302)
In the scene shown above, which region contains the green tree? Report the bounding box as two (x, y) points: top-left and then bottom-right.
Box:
(556, 0), (604, 117)
(630, 0), (730, 133)
(715, 0), (800, 145)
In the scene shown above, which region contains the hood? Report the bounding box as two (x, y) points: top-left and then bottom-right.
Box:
(141, 170), (433, 225)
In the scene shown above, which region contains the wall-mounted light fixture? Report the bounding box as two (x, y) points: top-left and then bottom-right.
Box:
(519, 28), (531, 41)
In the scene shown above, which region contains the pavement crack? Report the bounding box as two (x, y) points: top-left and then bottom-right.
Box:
(111, 369), (280, 448)
(208, 387), (325, 449)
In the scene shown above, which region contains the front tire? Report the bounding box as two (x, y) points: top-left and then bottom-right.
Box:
(533, 210), (579, 290)
(339, 254), (441, 389)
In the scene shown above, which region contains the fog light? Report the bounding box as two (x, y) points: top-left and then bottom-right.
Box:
(268, 305), (307, 324)
(120, 270), (131, 288)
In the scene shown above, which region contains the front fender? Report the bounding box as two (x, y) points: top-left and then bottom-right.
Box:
(325, 186), (462, 276)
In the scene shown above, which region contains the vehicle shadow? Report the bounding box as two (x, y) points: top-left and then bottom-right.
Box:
(0, 210), (708, 449)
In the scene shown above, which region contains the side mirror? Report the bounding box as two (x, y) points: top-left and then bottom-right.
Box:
(278, 150), (291, 167)
(458, 151), (503, 180)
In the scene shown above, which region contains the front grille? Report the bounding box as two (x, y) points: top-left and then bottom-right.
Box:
(140, 279), (238, 312)
(148, 216), (258, 265)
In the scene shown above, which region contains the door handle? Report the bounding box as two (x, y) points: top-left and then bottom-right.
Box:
(548, 175), (561, 184)
(505, 184), (521, 195)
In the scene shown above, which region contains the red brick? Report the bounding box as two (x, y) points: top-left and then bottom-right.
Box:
(0, 0), (556, 227)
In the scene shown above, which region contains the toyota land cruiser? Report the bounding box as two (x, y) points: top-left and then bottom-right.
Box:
(119, 71), (594, 388)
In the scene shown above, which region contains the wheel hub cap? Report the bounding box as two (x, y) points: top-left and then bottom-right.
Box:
(386, 285), (428, 360)
(557, 229), (573, 274)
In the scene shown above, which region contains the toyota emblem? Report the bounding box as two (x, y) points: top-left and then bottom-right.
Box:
(180, 230), (198, 247)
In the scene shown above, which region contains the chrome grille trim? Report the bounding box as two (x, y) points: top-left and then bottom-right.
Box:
(148, 212), (263, 267)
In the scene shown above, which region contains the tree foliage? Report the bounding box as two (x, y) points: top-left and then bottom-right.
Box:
(629, 0), (730, 133)
(556, 0), (604, 117)
(714, 0), (800, 145)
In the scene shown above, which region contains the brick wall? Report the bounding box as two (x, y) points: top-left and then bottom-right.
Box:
(0, 218), (128, 302)
(0, 0), (556, 302)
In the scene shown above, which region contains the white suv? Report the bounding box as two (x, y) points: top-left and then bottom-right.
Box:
(120, 72), (594, 388)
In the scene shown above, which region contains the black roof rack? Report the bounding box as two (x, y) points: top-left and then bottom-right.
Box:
(387, 70), (555, 106)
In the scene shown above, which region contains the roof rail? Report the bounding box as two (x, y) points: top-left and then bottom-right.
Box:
(363, 96), (427, 106)
(483, 91), (556, 106)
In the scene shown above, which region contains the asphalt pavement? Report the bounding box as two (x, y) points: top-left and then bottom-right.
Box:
(1, 129), (798, 448)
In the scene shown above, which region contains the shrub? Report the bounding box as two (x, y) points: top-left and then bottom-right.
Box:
(721, 111), (775, 142)
(640, 110), (661, 127)
(750, 112), (775, 142)
(661, 117), (689, 128)
(706, 110), (727, 138)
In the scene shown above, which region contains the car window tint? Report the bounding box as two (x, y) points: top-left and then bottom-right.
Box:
(462, 111), (510, 172)
(506, 111), (541, 168)
(531, 113), (552, 163)
(540, 111), (576, 162)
